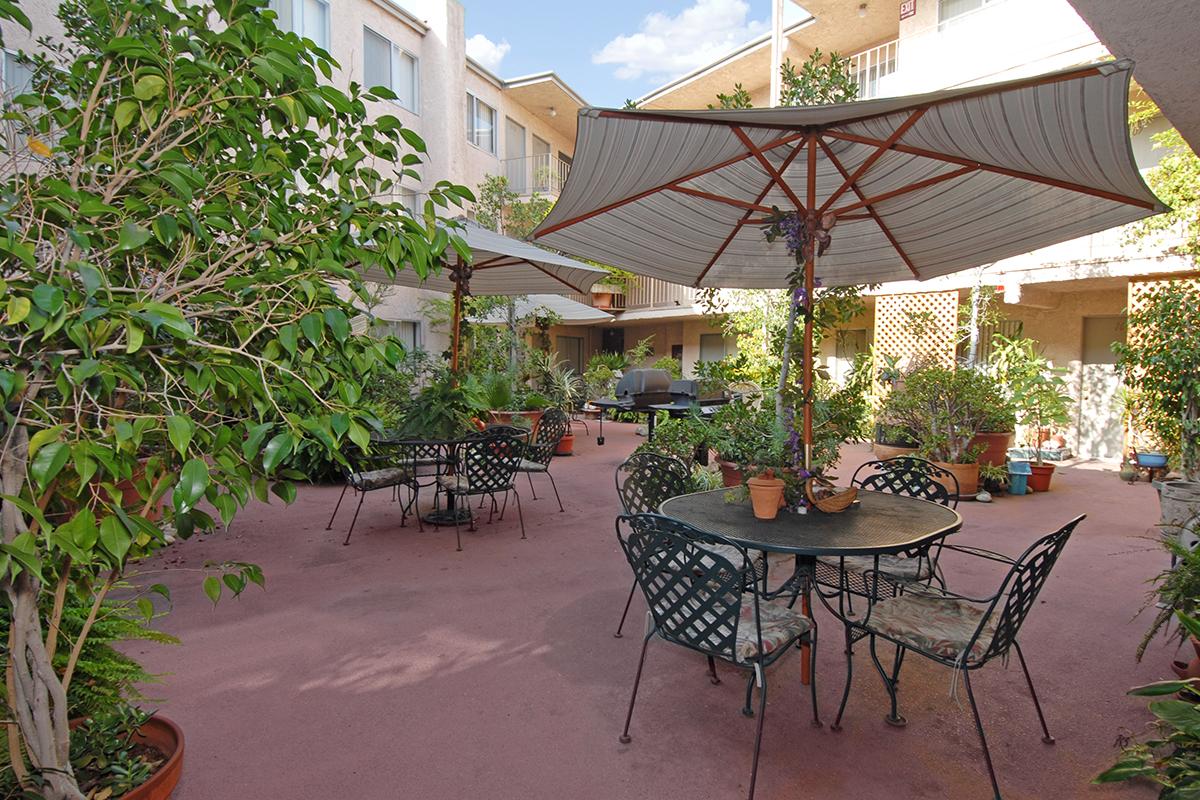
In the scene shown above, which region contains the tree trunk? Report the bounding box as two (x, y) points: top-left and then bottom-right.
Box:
(1, 425), (83, 800)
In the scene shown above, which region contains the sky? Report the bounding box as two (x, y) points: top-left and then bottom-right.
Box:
(461, 0), (810, 107)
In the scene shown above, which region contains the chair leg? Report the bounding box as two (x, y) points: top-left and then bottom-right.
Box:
(326, 484), (349, 530)
(747, 668), (769, 800)
(452, 495), (463, 552)
(546, 470), (564, 512)
(619, 631), (654, 744)
(832, 626), (854, 732)
(742, 672), (756, 718)
(807, 628), (822, 728)
(868, 635), (906, 727)
(614, 579), (638, 638)
(512, 486), (526, 540)
(1013, 640), (1055, 744)
(342, 492), (366, 546)
(526, 470), (539, 500)
(963, 668), (1003, 800)
(706, 655), (721, 686)
(891, 642), (907, 689)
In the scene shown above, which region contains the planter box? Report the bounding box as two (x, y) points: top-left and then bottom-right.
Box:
(934, 461), (979, 496)
(971, 431), (1014, 467)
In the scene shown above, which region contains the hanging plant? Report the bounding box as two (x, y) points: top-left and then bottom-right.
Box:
(762, 207), (838, 284)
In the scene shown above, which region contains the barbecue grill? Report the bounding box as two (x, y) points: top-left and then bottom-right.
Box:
(590, 370), (730, 445)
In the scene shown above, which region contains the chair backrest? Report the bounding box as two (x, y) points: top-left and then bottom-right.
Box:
(617, 513), (755, 662)
(615, 453), (690, 515)
(975, 514), (1085, 663)
(523, 408), (568, 467)
(851, 456), (959, 508)
(455, 432), (523, 494)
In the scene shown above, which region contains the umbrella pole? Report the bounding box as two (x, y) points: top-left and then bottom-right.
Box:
(802, 254), (814, 472)
(450, 269), (463, 374)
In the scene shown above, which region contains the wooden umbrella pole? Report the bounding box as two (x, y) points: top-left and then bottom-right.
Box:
(802, 253), (814, 471)
(450, 258), (464, 374)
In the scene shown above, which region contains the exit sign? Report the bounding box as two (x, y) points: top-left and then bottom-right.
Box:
(900, 0), (916, 19)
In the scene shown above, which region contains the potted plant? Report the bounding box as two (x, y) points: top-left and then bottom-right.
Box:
(746, 466), (787, 520)
(1137, 535), (1200, 681)
(979, 463), (1010, 496)
(1114, 281), (1200, 527)
(881, 366), (1000, 496)
(972, 403), (1017, 467)
(541, 362), (584, 455)
(990, 334), (1072, 492)
(481, 371), (546, 431)
(710, 399), (777, 487)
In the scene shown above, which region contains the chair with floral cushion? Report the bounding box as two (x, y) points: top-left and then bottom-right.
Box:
(515, 408), (568, 512)
(832, 514), (1084, 800)
(814, 456), (959, 606)
(437, 430), (525, 551)
(326, 438), (416, 546)
(616, 513), (820, 800)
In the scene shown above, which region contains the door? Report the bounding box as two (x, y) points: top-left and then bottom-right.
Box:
(833, 328), (867, 383)
(1077, 315), (1126, 460)
(532, 135), (552, 192)
(556, 335), (585, 375)
(504, 118), (527, 194)
(601, 328), (624, 355)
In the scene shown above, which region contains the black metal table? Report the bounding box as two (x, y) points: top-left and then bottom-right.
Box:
(659, 488), (962, 700)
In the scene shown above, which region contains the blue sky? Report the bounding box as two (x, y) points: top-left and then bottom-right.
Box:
(461, 0), (809, 107)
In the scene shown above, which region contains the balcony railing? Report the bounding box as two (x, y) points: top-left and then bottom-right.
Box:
(849, 39), (899, 101)
(624, 277), (697, 311)
(501, 153), (571, 197)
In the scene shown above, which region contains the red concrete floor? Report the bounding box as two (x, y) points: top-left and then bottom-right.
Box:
(130, 423), (1167, 799)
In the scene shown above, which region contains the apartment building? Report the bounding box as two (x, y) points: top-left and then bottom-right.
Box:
(0, 0), (586, 356)
(551, 0), (1196, 462)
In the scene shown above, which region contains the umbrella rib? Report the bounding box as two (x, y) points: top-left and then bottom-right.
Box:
(819, 137), (922, 279)
(473, 259), (525, 270)
(473, 254), (516, 268)
(526, 261), (590, 294)
(732, 126), (806, 212)
(830, 165), (977, 215)
(532, 132), (806, 238)
(692, 137), (809, 287)
(823, 130), (1158, 210)
(818, 108), (927, 215)
(667, 185), (775, 214)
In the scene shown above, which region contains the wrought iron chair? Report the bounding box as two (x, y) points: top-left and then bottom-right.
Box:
(326, 439), (416, 546)
(515, 408), (568, 512)
(832, 514), (1085, 800)
(814, 457), (959, 605)
(437, 431), (525, 551)
(617, 513), (820, 800)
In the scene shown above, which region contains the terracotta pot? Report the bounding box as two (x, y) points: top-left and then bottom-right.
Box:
(1028, 463), (1056, 492)
(115, 459), (166, 522)
(873, 443), (918, 461)
(716, 458), (743, 488)
(1171, 637), (1200, 680)
(747, 473), (785, 520)
(971, 431), (1014, 467)
(70, 715), (184, 800)
(592, 291), (614, 310)
(555, 432), (575, 456)
(934, 461), (979, 496)
(488, 409), (543, 437)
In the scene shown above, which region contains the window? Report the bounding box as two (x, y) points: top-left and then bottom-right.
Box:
(397, 188), (419, 216)
(466, 93), (496, 154)
(2, 50), (32, 97)
(556, 336), (584, 375)
(269, 0), (329, 49)
(363, 27), (418, 112)
(699, 333), (733, 363)
(373, 319), (421, 351)
(938, 0), (993, 25)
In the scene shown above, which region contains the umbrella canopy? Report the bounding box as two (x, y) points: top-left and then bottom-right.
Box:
(531, 59), (1164, 288)
(470, 294), (614, 326)
(363, 218), (607, 296)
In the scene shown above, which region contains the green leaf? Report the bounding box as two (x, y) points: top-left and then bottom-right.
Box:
(6, 296), (30, 324)
(32, 284), (63, 314)
(202, 575), (221, 605)
(1129, 679), (1200, 696)
(136, 597), (155, 622)
(270, 481), (297, 504)
(166, 415), (194, 456)
(1149, 699), (1200, 736)
(261, 432), (293, 473)
(126, 323), (144, 353)
(133, 74), (166, 101)
(324, 308), (349, 343)
(213, 494), (237, 527)
(177, 458), (209, 508)
(71, 359), (100, 382)
(114, 100), (138, 131)
(117, 222), (152, 251)
(299, 313), (324, 346)
(30, 442), (70, 489)
(348, 421), (370, 451)
(27, 425), (63, 458)
(278, 324), (298, 357)
(98, 516), (131, 562)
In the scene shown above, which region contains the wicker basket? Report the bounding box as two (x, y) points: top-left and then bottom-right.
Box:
(804, 478), (858, 513)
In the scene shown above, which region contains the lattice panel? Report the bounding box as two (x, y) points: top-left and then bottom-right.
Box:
(873, 291), (959, 369)
(1127, 275), (1200, 346)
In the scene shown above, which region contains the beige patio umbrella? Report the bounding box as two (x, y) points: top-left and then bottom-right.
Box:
(362, 219), (608, 371)
(531, 59), (1165, 467)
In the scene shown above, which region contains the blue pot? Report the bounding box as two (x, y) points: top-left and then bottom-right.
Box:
(1136, 452), (1169, 468)
(1008, 460), (1032, 495)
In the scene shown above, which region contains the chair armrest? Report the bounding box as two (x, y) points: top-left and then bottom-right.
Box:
(860, 569), (1002, 606)
(939, 543), (1017, 565)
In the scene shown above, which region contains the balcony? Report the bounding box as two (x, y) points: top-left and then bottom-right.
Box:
(501, 153), (572, 197)
(624, 277), (697, 311)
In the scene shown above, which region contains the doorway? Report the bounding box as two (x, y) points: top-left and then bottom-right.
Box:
(601, 328), (625, 355)
(504, 118), (527, 194)
(1077, 315), (1127, 460)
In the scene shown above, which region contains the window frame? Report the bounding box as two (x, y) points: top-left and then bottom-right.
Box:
(362, 25), (420, 114)
(270, 0), (330, 50)
(373, 319), (421, 352)
(465, 92), (498, 155)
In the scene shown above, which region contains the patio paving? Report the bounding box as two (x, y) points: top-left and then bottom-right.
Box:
(134, 423), (1167, 799)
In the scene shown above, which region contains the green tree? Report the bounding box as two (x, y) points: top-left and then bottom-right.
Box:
(1128, 102), (1200, 260)
(0, 1), (470, 796)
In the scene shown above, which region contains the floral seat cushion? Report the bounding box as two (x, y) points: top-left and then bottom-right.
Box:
(734, 598), (811, 663)
(702, 543), (768, 579)
(350, 467), (412, 491)
(818, 554), (932, 582)
(517, 458), (547, 473)
(866, 592), (996, 662)
(436, 475), (470, 493)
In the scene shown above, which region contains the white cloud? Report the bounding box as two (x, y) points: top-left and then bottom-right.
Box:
(592, 0), (769, 82)
(466, 33), (511, 74)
